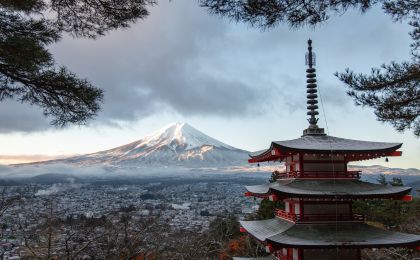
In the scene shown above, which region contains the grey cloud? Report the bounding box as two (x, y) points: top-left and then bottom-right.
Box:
(0, 3), (411, 133)
(1, 1), (275, 133)
(316, 81), (352, 108)
(52, 1), (273, 125)
(0, 100), (50, 132)
(140, 66), (267, 116)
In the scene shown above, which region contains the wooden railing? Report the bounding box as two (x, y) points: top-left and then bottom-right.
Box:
(274, 209), (296, 222)
(276, 170), (361, 179)
(274, 253), (293, 260)
(298, 213), (365, 222)
(275, 209), (365, 222)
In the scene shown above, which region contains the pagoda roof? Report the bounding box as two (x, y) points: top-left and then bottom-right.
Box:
(249, 135), (401, 163)
(240, 218), (294, 241)
(241, 218), (420, 249)
(245, 179), (411, 199)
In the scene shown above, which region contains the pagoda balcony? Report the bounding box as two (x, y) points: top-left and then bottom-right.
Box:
(274, 209), (297, 222)
(277, 170), (361, 179)
(274, 209), (365, 223)
(277, 255), (293, 260)
(273, 252), (293, 260)
(298, 213), (365, 222)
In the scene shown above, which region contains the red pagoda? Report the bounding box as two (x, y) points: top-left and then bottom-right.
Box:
(237, 40), (420, 260)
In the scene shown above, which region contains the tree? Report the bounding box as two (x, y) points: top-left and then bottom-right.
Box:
(377, 174), (388, 185)
(0, 188), (20, 220)
(205, 215), (266, 259)
(19, 197), (165, 259)
(389, 177), (404, 186)
(200, 0), (420, 136)
(248, 171), (284, 220)
(269, 170), (281, 183)
(20, 198), (106, 260)
(0, 0), (156, 126)
(355, 197), (419, 259)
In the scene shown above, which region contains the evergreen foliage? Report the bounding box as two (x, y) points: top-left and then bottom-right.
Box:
(254, 198), (283, 219)
(0, 0), (156, 126)
(200, 0), (420, 136)
(269, 170), (280, 183)
(336, 62), (420, 137)
(353, 196), (419, 234)
(208, 215), (267, 259)
(389, 176), (404, 186)
(376, 174), (404, 186)
(353, 177), (412, 228)
(377, 174), (388, 185)
(246, 171), (284, 220)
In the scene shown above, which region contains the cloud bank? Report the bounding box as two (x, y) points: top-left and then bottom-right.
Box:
(0, 2), (411, 133)
(0, 2), (274, 133)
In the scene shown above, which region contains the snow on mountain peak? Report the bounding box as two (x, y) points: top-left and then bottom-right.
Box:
(136, 122), (236, 151)
(33, 122), (248, 168)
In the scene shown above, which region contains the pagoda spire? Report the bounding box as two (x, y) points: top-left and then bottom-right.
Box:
(303, 39), (325, 136)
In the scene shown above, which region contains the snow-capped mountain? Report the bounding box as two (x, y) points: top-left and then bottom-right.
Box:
(43, 122), (249, 167)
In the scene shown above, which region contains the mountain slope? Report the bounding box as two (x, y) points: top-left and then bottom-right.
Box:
(49, 122), (249, 167)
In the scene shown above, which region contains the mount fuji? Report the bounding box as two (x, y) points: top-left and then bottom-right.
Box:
(35, 122), (250, 168)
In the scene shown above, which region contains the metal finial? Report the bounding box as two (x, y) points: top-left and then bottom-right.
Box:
(303, 39), (325, 136)
(305, 39), (316, 68)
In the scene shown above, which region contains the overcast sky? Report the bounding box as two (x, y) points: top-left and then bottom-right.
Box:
(0, 1), (418, 168)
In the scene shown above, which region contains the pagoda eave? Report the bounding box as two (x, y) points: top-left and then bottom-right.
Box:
(240, 218), (294, 242)
(267, 223), (420, 249)
(241, 218), (420, 250)
(245, 180), (412, 200)
(249, 136), (402, 163)
(268, 240), (420, 250)
(269, 189), (412, 200)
